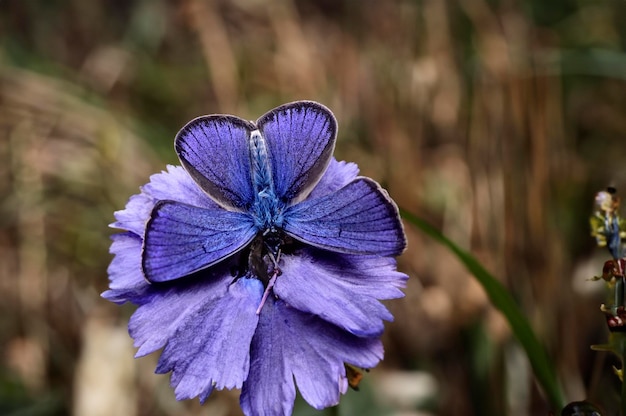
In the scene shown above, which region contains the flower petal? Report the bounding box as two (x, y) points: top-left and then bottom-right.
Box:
(112, 165), (219, 235)
(241, 297), (383, 414)
(175, 116), (256, 211)
(283, 177), (406, 256)
(112, 194), (153, 236)
(257, 101), (337, 205)
(137, 276), (262, 402)
(128, 263), (233, 358)
(307, 158), (359, 200)
(274, 249), (407, 336)
(142, 200), (257, 282)
(102, 232), (150, 303)
(143, 165), (222, 209)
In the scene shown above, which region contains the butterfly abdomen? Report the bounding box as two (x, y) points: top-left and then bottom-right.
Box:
(249, 130), (284, 231)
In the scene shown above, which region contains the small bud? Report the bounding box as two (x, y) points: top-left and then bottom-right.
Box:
(561, 400), (603, 416)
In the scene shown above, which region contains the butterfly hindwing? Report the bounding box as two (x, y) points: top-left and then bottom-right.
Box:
(283, 178), (406, 256)
(142, 200), (257, 282)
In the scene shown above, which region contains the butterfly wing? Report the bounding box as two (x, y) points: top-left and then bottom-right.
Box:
(142, 200), (256, 282)
(256, 101), (337, 205)
(283, 178), (406, 256)
(175, 115), (256, 211)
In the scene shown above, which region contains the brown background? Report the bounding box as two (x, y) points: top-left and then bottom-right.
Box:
(1, 1), (625, 415)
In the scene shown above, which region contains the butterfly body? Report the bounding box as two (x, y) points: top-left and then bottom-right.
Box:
(247, 235), (273, 284)
(249, 129), (285, 233)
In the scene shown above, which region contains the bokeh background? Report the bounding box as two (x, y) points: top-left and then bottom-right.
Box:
(1, 0), (626, 415)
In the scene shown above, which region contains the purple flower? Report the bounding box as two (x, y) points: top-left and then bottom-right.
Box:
(104, 101), (408, 415)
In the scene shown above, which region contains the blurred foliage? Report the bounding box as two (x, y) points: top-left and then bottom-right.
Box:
(401, 209), (565, 410)
(1, 0), (626, 415)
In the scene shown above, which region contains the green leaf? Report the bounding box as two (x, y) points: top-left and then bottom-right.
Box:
(400, 209), (566, 411)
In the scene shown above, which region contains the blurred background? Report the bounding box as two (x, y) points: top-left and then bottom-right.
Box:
(1, 0), (626, 415)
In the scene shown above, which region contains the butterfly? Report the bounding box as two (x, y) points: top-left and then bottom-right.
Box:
(141, 101), (406, 284)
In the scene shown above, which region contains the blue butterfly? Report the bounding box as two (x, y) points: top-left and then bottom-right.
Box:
(141, 100), (406, 284)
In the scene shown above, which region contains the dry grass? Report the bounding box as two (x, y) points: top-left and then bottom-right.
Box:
(0, 1), (625, 415)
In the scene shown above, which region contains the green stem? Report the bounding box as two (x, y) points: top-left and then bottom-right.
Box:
(616, 278), (624, 316)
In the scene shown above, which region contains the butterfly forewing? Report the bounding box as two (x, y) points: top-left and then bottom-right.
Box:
(257, 101), (337, 205)
(175, 115), (256, 211)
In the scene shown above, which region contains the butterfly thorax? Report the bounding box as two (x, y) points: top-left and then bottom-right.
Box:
(249, 130), (284, 232)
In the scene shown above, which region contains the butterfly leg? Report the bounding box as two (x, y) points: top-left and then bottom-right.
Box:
(255, 248), (282, 315)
